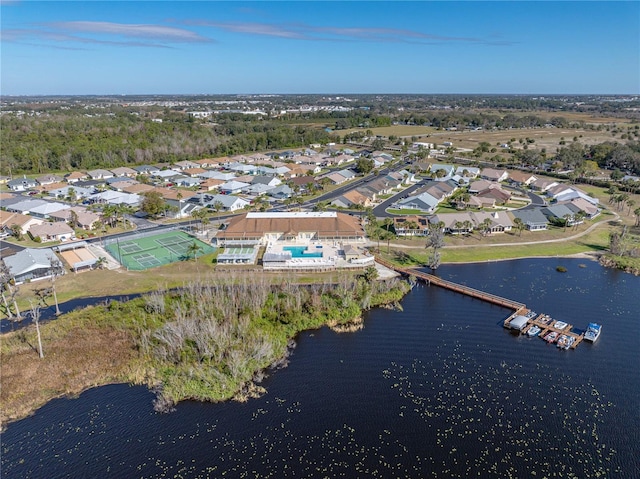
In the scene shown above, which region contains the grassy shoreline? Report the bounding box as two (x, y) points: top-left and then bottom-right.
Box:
(1, 272), (410, 430)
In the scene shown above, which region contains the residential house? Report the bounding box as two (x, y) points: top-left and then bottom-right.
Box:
(175, 177), (201, 188)
(455, 166), (480, 178)
(197, 171), (236, 181)
(336, 169), (357, 181)
(252, 176), (282, 188)
(244, 183), (276, 196)
(151, 187), (198, 203)
(285, 166), (316, 178)
(199, 178), (224, 192)
(182, 167), (207, 178)
(290, 176), (316, 193)
(49, 207), (101, 230)
(86, 169), (114, 180)
(171, 160), (200, 171)
(468, 179), (495, 194)
(547, 184), (599, 206)
(106, 178), (139, 191)
(35, 182), (68, 194)
(29, 222), (75, 242)
(542, 204), (579, 226)
(475, 185), (512, 205)
(480, 168), (509, 182)
(396, 192), (439, 213)
(89, 190), (141, 206)
(268, 184), (293, 200)
(28, 202), (71, 219)
(473, 211), (513, 233)
(48, 185), (95, 200)
(430, 164), (455, 179)
(2, 248), (59, 284)
(0, 210), (44, 236)
(194, 158), (224, 168)
(121, 183), (155, 195)
(65, 171), (89, 183)
(325, 172), (350, 185)
(511, 208), (549, 231)
(133, 165), (161, 176)
(392, 216), (431, 236)
(331, 189), (371, 209)
(110, 166), (138, 177)
(228, 162), (257, 175)
(203, 194), (250, 212)
(219, 181), (251, 195)
(530, 178), (559, 192)
(4, 199), (49, 215)
(561, 197), (600, 219)
(153, 169), (183, 183)
(508, 171), (538, 186)
(430, 212), (476, 235)
(7, 177), (38, 192)
(36, 174), (64, 186)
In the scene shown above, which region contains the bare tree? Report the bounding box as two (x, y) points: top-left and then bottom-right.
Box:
(0, 262), (21, 320)
(48, 255), (65, 316)
(29, 301), (44, 359)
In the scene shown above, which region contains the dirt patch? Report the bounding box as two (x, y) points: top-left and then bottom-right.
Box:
(1, 325), (137, 429)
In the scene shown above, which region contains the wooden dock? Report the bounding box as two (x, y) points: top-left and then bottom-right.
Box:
(375, 256), (526, 311)
(375, 256), (585, 349)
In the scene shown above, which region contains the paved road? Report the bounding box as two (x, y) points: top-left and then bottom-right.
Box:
(372, 180), (427, 218)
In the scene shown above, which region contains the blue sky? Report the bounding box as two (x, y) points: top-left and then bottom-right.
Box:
(1, 1), (638, 95)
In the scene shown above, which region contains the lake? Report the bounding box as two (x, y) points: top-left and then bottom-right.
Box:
(2, 258), (639, 478)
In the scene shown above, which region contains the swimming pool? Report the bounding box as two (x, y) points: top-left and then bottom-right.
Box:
(283, 246), (323, 258)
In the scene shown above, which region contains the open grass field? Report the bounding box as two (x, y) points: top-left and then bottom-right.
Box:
(428, 127), (625, 153)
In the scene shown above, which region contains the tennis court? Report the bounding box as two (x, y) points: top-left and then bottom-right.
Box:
(105, 230), (215, 270)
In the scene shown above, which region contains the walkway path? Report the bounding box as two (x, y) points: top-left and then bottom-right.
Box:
(375, 212), (619, 250)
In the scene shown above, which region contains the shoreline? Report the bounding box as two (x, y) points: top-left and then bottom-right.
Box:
(440, 251), (602, 266)
(1, 274), (411, 430)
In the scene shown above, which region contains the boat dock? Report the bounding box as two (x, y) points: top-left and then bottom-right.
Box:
(375, 256), (586, 349)
(375, 256), (527, 311)
(518, 313), (585, 349)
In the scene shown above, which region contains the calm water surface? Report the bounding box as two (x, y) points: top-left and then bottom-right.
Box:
(2, 258), (639, 478)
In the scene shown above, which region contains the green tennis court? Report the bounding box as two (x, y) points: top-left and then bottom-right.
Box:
(105, 231), (215, 270)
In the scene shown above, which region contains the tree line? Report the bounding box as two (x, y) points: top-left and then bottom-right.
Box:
(0, 112), (338, 175)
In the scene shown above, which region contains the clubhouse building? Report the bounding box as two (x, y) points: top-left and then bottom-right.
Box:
(213, 212), (372, 269)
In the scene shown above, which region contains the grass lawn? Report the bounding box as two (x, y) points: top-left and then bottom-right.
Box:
(386, 208), (426, 215)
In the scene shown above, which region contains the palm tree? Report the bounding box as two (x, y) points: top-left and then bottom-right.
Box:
(101, 204), (117, 229)
(176, 192), (184, 219)
(480, 218), (493, 236)
(513, 217), (525, 236)
(634, 207), (640, 227)
(186, 241), (203, 262)
(626, 199), (635, 216)
(9, 223), (23, 241)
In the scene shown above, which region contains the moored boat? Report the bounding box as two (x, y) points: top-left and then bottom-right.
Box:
(556, 334), (575, 350)
(584, 323), (602, 342)
(527, 325), (541, 337)
(553, 321), (568, 330)
(544, 331), (559, 343)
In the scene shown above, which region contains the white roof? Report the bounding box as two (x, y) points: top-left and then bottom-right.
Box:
(3, 248), (54, 276)
(510, 315), (529, 330)
(29, 202), (71, 215)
